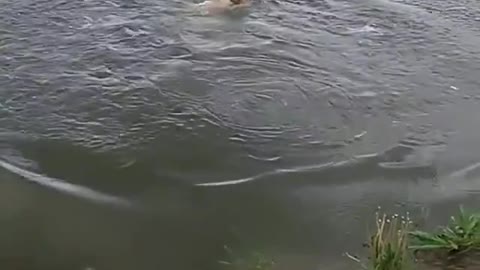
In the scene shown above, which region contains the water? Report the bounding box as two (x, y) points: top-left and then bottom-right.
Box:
(1, 0), (480, 268)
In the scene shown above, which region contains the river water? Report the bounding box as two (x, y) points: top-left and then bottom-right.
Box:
(1, 0), (480, 269)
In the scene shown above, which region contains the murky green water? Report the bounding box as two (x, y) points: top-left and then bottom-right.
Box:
(1, 0), (480, 269)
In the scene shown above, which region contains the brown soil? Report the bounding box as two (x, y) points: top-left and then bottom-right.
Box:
(415, 249), (480, 270)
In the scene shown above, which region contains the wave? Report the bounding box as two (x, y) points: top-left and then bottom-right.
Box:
(0, 158), (134, 209)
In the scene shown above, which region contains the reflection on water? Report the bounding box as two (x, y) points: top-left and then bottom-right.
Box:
(1, 0), (480, 268)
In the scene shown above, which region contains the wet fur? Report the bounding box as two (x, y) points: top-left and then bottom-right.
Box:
(196, 0), (250, 15)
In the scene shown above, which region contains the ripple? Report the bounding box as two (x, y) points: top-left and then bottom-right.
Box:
(1, 0), (479, 195)
(0, 158), (133, 209)
(195, 147), (437, 187)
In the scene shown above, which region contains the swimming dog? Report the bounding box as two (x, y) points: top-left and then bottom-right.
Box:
(196, 0), (250, 15)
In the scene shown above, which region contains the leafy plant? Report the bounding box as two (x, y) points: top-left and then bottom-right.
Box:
(410, 206), (480, 254)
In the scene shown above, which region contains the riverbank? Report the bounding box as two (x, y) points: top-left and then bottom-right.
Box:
(345, 206), (480, 270)
(223, 206), (480, 270)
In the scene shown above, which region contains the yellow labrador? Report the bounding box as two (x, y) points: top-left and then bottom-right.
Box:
(196, 0), (250, 15)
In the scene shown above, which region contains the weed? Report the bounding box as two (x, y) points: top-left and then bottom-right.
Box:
(219, 246), (275, 270)
(367, 212), (413, 270)
(410, 206), (480, 254)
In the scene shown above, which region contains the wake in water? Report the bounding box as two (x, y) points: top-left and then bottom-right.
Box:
(0, 159), (134, 209)
(194, 143), (446, 187)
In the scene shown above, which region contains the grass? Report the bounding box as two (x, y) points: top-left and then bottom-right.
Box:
(218, 207), (480, 270)
(219, 246), (275, 270)
(357, 206), (480, 270)
(410, 206), (480, 255)
(366, 212), (414, 270)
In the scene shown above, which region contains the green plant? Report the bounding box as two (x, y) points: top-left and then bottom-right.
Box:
(368, 212), (413, 270)
(410, 206), (480, 254)
(219, 246), (275, 270)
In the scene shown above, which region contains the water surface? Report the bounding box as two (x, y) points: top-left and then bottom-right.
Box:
(1, 0), (480, 269)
